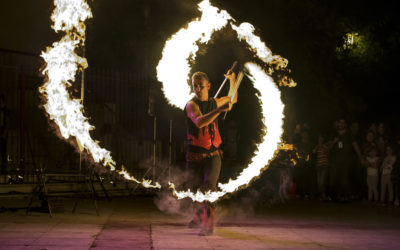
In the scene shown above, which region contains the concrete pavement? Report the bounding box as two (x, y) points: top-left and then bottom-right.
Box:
(1, 196), (400, 249)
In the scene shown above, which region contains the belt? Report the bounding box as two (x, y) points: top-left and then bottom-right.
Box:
(186, 149), (222, 163)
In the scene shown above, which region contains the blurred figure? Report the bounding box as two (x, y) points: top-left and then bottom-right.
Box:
(0, 93), (9, 174)
(380, 145), (396, 204)
(329, 119), (363, 202)
(368, 123), (378, 137)
(275, 151), (293, 203)
(376, 122), (389, 157)
(391, 139), (400, 207)
(359, 130), (377, 200)
(362, 130), (377, 156)
(364, 147), (380, 203)
(294, 130), (314, 200)
(292, 123), (302, 145)
(312, 134), (333, 200)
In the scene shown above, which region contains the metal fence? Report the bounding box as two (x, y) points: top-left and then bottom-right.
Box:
(0, 49), (183, 184)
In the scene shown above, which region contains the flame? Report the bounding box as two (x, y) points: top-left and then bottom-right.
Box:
(231, 22), (297, 87)
(278, 143), (294, 151)
(156, 0), (232, 109)
(158, 0), (295, 202)
(40, 0), (160, 189)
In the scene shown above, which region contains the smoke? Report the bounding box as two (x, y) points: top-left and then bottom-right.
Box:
(216, 177), (281, 222)
(145, 159), (193, 217)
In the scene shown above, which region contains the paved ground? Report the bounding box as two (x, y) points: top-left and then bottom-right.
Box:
(1, 196), (400, 250)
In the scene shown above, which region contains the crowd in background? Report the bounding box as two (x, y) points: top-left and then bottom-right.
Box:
(2, 88), (400, 207)
(275, 119), (400, 206)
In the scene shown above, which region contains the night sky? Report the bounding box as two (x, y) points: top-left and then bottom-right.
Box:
(1, 0), (399, 132)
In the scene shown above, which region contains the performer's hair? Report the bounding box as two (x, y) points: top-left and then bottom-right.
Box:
(192, 72), (209, 83)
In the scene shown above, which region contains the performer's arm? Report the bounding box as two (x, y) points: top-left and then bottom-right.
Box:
(186, 101), (230, 129)
(215, 71), (237, 107)
(227, 71), (238, 103)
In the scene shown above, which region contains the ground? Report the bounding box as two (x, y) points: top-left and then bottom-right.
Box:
(0, 196), (400, 249)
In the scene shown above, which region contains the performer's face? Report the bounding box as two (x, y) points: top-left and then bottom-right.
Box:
(193, 78), (210, 101)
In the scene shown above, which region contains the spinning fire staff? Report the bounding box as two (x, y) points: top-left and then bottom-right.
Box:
(184, 62), (242, 236)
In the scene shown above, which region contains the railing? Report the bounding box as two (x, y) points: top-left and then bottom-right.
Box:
(0, 49), (184, 185)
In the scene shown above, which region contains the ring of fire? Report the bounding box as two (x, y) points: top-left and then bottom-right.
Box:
(157, 0), (295, 202)
(40, 0), (295, 202)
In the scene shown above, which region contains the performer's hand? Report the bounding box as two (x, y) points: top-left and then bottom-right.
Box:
(224, 70), (236, 84)
(219, 101), (232, 112)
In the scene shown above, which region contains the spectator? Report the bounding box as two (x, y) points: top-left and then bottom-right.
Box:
(362, 130), (377, 156)
(376, 122), (389, 157)
(392, 139), (400, 207)
(312, 134), (332, 200)
(380, 145), (396, 204)
(364, 147), (380, 203)
(292, 123), (302, 145)
(329, 119), (363, 202)
(359, 130), (377, 200)
(368, 123), (378, 137)
(294, 130), (314, 200)
(0, 93), (9, 174)
(275, 151), (293, 203)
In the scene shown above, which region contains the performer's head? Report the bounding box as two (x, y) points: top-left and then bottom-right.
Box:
(192, 72), (210, 101)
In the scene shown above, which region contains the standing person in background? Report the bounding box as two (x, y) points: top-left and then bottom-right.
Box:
(368, 123), (378, 138)
(276, 150), (293, 203)
(329, 119), (363, 202)
(362, 131), (377, 156)
(391, 139), (400, 207)
(364, 147), (380, 203)
(294, 130), (313, 200)
(380, 145), (396, 205)
(0, 93), (9, 174)
(359, 130), (377, 200)
(312, 134), (333, 201)
(376, 122), (389, 157)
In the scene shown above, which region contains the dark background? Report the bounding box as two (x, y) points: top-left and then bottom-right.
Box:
(2, 0), (399, 121)
(1, 0), (399, 170)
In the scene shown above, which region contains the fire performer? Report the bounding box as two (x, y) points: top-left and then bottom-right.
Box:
(185, 70), (237, 236)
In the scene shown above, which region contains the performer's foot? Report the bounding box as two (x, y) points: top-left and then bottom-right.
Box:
(198, 228), (213, 236)
(202, 207), (215, 235)
(188, 219), (201, 228)
(188, 212), (202, 228)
